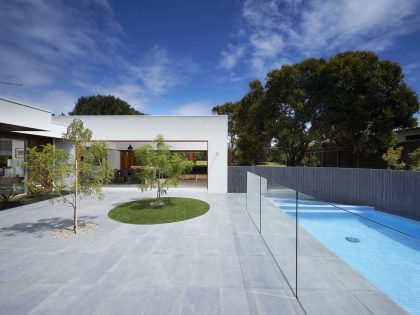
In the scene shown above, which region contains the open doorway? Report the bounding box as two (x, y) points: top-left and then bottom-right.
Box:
(105, 140), (208, 190)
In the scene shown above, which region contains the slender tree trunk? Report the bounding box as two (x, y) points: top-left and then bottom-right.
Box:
(157, 171), (160, 199)
(73, 144), (79, 234)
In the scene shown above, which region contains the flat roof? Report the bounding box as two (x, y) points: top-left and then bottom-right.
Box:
(0, 96), (51, 114)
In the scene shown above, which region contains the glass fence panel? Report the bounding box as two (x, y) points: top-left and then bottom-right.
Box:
(246, 171), (419, 313)
(261, 179), (298, 296)
(246, 171), (261, 231)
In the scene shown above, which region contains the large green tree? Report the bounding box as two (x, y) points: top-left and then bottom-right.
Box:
(69, 95), (144, 115)
(212, 102), (237, 148)
(234, 80), (271, 165)
(316, 51), (419, 154)
(265, 58), (324, 166)
(213, 51), (419, 167)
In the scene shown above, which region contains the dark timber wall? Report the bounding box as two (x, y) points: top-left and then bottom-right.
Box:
(228, 166), (420, 220)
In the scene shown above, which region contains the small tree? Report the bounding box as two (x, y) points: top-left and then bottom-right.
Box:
(382, 146), (406, 170)
(25, 143), (68, 192)
(134, 135), (193, 203)
(408, 148), (420, 171)
(26, 124), (113, 233)
(53, 119), (113, 233)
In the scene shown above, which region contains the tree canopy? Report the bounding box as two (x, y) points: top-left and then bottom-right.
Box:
(69, 95), (144, 115)
(27, 119), (113, 233)
(212, 102), (237, 148)
(265, 58), (324, 165)
(212, 51), (419, 166)
(316, 51), (418, 153)
(134, 135), (193, 201)
(234, 80), (271, 165)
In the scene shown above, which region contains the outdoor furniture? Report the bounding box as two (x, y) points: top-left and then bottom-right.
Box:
(112, 169), (120, 183)
(119, 170), (129, 183)
(128, 170), (138, 184)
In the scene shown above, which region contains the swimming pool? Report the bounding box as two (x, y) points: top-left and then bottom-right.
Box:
(269, 197), (420, 315)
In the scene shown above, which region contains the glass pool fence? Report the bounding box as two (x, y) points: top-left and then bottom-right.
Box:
(245, 171), (420, 315)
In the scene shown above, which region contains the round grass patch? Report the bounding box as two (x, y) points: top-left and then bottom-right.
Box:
(108, 197), (210, 224)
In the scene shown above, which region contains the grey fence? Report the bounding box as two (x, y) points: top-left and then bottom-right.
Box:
(228, 166), (420, 220)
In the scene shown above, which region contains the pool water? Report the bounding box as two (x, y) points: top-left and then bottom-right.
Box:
(269, 198), (420, 315)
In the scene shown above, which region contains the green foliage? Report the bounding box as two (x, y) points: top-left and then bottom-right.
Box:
(134, 135), (193, 200)
(25, 143), (68, 191)
(408, 148), (420, 171)
(24, 180), (45, 197)
(69, 95), (143, 115)
(27, 119), (113, 233)
(212, 102), (237, 148)
(266, 58), (323, 166)
(317, 51), (418, 153)
(382, 146), (406, 170)
(57, 119), (114, 201)
(0, 186), (17, 202)
(234, 80), (271, 165)
(214, 51), (419, 167)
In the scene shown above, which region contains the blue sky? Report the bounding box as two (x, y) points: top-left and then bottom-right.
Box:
(0, 0), (419, 116)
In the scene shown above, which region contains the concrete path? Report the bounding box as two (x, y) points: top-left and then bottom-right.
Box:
(0, 188), (303, 315)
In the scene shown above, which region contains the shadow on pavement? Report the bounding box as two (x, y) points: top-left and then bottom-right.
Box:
(0, 215), (97, 237)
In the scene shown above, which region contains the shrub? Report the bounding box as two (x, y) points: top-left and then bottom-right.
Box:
(0, 187), (18, 202)
(408, 148), (420, 171)
(382, 146), (406, 170)
(25, 180), (45, 197)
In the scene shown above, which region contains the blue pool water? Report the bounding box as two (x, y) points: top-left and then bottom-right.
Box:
(269, 198), (420, 315)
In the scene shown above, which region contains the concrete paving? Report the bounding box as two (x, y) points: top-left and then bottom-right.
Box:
(0, 188), (405, 314)
(0, 188), (303, 315)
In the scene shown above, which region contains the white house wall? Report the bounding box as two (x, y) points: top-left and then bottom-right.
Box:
(53, 116), (228, 193)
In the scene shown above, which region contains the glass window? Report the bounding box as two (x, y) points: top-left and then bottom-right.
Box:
(0, 138), (26, 193)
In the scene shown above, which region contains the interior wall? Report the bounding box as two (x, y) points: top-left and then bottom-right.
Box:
(108, 149), (120, 169)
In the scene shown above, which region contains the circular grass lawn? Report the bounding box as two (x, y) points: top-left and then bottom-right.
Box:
(108, 197), (210, 224)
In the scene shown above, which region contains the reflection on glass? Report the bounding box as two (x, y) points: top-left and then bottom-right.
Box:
(246, 172), (261, 231)
(262, 181), (298, 296)
(0, 138), (26, 193)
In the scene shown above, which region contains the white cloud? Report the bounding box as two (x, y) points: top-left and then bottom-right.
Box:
(170, 100), (213, 116)
(0, 88), (79, 115)
(220, 0), (420, 77)
(131, 46), (199, 96)
(0, 1), (198, 114)
(0, 0), (122, 88)
(219, 45), (246, 70)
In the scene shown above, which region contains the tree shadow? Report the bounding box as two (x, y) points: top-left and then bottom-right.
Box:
(0, 215), (97, 237)
(110, 197), (148, 207)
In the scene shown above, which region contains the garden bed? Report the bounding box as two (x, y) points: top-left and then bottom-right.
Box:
(0, 191), (70, 211)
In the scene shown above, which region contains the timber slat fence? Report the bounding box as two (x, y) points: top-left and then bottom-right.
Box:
(228, 166), (420, 220)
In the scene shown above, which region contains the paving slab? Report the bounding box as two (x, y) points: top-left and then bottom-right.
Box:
(0, 188), (403, 314)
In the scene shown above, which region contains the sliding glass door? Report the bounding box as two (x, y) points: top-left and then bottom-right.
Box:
(0, 138), (26, 193)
